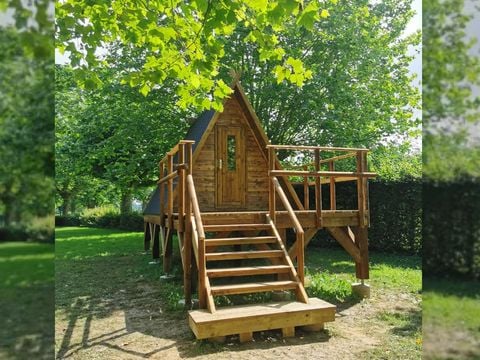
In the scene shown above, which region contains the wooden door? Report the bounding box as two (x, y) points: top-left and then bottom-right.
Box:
(215, 126), (246, 208)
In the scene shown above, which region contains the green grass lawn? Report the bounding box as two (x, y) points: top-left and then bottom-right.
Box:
(423, 278), (480, 359)
(55, 226), (421, 359)
(0, 241), (54, 360)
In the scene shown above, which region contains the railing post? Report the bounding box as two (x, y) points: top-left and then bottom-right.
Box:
(167, 154), (174, 230)
(314, 149), (322, 227)
(303, 165), (309, 210)
(268, 147), (276, 223)
(356, 151), (367, 227)
(159, 160), (165, 227)
(178, 143), (185, 233)
(329, 160), (336, 210)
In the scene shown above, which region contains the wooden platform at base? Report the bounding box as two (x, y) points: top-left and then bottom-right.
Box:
(188, 297), (336, 340)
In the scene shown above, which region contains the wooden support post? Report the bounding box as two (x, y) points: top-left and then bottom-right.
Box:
(282, 327), (295, 338)
(356, 151), (367, 227)
(314, 149), (322, 228)
(353, 226), (369, 280)
(143, 221), (151, 252)
(303, 165), (309, 210)
(178, 143), (185, 233)
(167, 154), (174, 230)
(184, 227), (192, 310)
(159, 161), (166, 227)
(239, 332), (253, 343)
(152, 224), (160, 259)
(268, 147), (276, 222)
(163, 228), (173, 273)
(329, 161), (336, 210)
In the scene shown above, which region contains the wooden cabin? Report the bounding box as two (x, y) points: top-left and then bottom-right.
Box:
(143, 79), (376, 342)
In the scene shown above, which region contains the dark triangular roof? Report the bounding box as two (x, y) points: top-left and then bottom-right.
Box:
(143, 110), (214, 216)
(184, 110), (215, 153)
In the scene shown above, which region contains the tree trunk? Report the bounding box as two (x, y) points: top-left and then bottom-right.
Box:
(120, 190), (132, 215)
(3, 199), (19, 227)
(62, 193), (72, 216)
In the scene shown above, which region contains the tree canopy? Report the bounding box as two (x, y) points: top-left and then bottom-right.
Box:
(0, 13), (54, 225)
(423, 0), (480, 180)
(56, 0), (337, 110)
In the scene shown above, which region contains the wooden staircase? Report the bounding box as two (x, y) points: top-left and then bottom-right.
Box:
(188, 217), (336, 341)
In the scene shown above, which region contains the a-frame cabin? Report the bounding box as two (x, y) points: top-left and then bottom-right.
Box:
(143, 79), (376, 342)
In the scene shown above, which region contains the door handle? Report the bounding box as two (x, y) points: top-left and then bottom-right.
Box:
(219, 159), (222, 169)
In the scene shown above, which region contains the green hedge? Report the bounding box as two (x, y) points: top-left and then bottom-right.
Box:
(294, 179), (422, 254)
(423, 180), (480, 279)
(55, 213), (144, 232)
(0, 226), (54, 243)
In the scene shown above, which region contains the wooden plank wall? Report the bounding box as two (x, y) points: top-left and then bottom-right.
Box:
(193, 97), (270, 211)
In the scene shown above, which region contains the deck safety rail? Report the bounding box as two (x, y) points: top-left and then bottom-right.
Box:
(267, 145), (377, 228)
(270, 176), (305, 284)
(158, 140), (197, 307)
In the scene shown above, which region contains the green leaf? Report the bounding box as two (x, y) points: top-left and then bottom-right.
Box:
(320, 9), (330, 18)
(140, 83), (150, 96)
(190, 75), (201, 88)
(245, 0), (268, 12)
(286, 57), (304, 73)
(296, 1), (319, 30)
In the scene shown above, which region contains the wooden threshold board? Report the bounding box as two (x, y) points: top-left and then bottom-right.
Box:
(188, 297), (336, 339)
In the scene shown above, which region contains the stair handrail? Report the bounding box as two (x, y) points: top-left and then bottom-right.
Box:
(186, 174), (207, 308)
(271, 176), (305, 284)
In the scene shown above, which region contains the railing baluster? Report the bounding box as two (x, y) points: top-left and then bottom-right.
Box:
(167, 154), (174, 230)
(314, 149), (322, 228)
(329, 161), (336, 210)
(178, 143), (185, 233)
(303, 165), (309, 210)
(159, 160), (165, 227)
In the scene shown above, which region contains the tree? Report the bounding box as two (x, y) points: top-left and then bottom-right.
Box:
(219, 0), (420, 175)
(0, 28), (54, 225)
(56, 0), (336, 109)
(55, 47), (189, 214)
(423, 0), (480, 180)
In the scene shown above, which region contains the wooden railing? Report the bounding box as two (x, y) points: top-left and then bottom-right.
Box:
(267, 145), (376, 228)
(157, 140), (212, 311)
(270, 176), (305, 284)
(186, 174), (213, 312)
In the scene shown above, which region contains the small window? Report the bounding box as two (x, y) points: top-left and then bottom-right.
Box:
(227, 135), (236, 171)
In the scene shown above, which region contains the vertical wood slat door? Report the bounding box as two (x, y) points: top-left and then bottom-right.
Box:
(215, 126), (246, 209)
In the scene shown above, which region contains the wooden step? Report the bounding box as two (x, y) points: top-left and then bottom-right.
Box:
(204, 224), (271, 232)
(207, 265), (291, 278)
(205, 236), (277, 246)
(210, 280), (298, 296)
(188, 298), (336, 340)
(206, 250), (283, 261)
